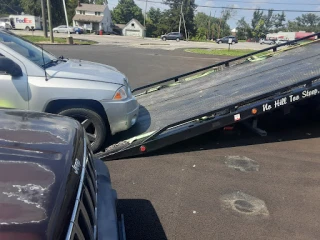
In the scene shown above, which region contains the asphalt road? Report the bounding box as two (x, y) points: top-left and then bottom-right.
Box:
(44, 45), (230, 89)
(46, 45), (320, 240)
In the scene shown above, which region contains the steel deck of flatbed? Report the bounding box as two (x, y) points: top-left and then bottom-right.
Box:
(98, 37), (320, 160)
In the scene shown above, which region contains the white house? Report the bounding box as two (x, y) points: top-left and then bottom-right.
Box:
(231, 28), (238, 37)
(122, 19), (145, 37)
(72, 2), (112, 32)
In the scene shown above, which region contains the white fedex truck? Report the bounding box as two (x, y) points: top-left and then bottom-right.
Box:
(9, 15), (42, 30)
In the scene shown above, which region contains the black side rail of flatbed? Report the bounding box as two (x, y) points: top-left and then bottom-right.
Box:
(99, 73), (320, 160)
(132, 32), (320, 94)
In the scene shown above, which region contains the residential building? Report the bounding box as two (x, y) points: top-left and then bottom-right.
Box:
(72, 2), (112, 32)
(122, 19), (145, 37)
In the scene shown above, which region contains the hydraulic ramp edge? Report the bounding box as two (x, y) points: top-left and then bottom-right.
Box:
(96, 34), (320, 160)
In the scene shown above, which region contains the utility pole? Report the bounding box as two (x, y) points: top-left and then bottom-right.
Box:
(47, 0), (53, 43)
(40, 0), (47, 38)
(208, 11), (211, 40)
(62, 0), (70, 37)
(144, 0), (148, 27)
(212, 10), (216, 40)
(218, 10), (224, 39)
(182, 11), (187, 41)
(178, 1), (183, 33)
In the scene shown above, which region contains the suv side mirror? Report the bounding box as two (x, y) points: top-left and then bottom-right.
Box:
(0, 57), (23, 77)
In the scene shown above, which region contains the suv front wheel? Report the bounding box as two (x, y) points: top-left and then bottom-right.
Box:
(58, 108), (108, 153)
(162, 37), (166, 41)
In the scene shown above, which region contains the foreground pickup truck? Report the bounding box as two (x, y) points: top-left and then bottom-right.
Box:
(0, 110), (125, 240)
(0, 29), (139, 152)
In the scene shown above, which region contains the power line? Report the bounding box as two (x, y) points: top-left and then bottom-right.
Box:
(196, 5), (320, 13)
(203, 0), (320, 6)
(135, 0), (320, 13)
(0, 1), (19, 14)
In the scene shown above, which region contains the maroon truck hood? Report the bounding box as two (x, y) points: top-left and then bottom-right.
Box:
(0, 110), (83, 239)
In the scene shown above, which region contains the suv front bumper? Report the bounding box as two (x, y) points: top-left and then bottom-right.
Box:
(100, 96), (139, 135)
(95, 158), (126, 240)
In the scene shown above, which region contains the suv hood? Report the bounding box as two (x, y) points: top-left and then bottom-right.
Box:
(0, 110), (83, 239)
(46, 59), (126, 85)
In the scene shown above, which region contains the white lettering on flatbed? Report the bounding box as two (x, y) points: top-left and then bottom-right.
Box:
(274, 97), (287, 108)
(289, 94), (300, 102)
(302, 89), (319, 98)
(260, 87), (319, 113)
(263, 103), (272, 112)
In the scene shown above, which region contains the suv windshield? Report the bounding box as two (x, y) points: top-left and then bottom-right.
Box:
(0, 30), (56, 68)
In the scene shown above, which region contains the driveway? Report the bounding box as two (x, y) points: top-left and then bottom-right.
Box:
(44, 45), (320, 240)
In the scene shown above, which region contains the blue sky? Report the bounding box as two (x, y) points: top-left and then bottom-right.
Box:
(108, 0), (320, 29)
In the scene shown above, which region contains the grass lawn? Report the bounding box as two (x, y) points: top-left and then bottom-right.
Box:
(185, 48), (256, 57)
(21, 35), (96, 45)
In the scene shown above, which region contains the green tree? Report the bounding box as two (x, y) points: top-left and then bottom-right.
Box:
(194, 12), (210, 39)
(146, 7), (162, 37)
(251, 9), (263, 31)
(215, 7), (236, 38)
(251, 9), (275, 38)
(153, 9), (172, 36)
(273, 11), (286, 31)
(111, 0), (143, 24)
(194, 12), (231, 40)
(0, 0), (22, 15)
(19, 0), (65, 25)
(287, 13), (320, 32)
(236, 17), (251, 40)
(95, 0), (107, 4)
(263, 9), (273, 32)
(252, 18), (265, 38)
(163, 0), (197, 37)
(20, 0), (41, 16)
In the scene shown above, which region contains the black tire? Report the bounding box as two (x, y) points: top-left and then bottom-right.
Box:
(58, 108), (108, 153)
(25, 26), (30, 31)
(162, 37), (166, 41)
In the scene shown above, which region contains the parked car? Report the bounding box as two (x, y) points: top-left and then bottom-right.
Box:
(0, 109), (125, 240)
(275, 39), (299, 46)
(161, 32), (184, 41)
(215, 36), (238, 44)
(275, 39), (289, 45)
(0, 21), (12, 30)
(53, 25), (75, 34)
(260, 38), (276, 45)
(74, 26), (84, 34)
(0, 29), (139, 153)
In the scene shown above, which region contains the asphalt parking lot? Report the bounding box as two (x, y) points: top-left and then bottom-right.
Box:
(44, 45), (230, 88)
(16, 30), (266, 50)
(46, 45), (320, 240)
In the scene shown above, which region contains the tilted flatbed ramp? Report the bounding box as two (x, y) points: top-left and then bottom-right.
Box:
(96, 34), (320, 160)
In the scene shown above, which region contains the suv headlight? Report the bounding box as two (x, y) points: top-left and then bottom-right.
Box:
(113, 86), (128, 100)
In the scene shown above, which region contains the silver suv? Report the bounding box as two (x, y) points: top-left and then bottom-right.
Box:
(0, 30), (139, 152)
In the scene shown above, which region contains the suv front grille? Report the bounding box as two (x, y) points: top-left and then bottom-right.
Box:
(66, 143), (98, 240)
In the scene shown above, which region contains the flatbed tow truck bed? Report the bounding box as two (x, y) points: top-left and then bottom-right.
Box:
(96, 34), (320, 161)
